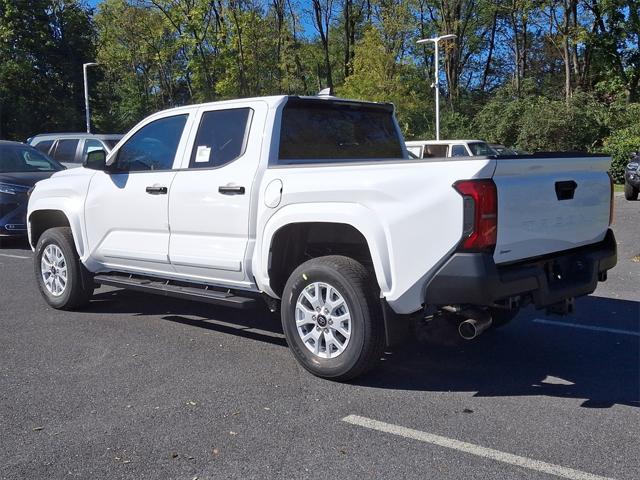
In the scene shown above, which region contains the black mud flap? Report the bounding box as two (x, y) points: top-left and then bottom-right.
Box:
(381, 299), (413, 348)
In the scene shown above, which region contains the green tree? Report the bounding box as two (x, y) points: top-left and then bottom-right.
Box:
(604, 125), (640, 182)
(338, 27), (425, 134)
(0, 0), (94, 139)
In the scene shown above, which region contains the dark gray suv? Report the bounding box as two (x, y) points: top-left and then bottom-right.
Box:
(624, 151), (639, 200)
(27, 133), (123, 169)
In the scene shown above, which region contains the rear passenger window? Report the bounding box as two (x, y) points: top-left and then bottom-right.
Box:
(34, 140), (54, 155)
(53, 139), (79, 163)
(189, 108), (252, 169)
(451, 145), (469, 157)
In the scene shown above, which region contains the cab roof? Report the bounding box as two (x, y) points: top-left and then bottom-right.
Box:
(405, 139), (487, 146)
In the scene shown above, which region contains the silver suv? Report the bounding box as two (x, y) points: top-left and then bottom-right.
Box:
(27, 133), (123, 168)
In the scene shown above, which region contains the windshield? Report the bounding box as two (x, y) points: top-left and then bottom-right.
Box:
(0, 144), (63, 173)
(468, 142), (496, 156)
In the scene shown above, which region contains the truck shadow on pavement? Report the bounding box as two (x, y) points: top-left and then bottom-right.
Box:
(89, 289), (639, 409)
(362, 295), (640, 409)
(89, 288), (287, 348)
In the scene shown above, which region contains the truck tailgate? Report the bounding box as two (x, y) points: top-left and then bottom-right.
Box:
(492, 154), (611, 265)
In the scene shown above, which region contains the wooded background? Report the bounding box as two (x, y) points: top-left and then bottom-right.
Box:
(0, 0), (638, 179)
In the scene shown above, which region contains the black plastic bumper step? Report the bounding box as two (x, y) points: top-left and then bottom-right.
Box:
(94, 273), (258, 309)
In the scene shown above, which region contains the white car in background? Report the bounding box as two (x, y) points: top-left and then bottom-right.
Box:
(406, 139), (497, 158)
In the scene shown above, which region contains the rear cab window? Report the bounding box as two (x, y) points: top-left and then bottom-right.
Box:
(277, 98), (403, 164)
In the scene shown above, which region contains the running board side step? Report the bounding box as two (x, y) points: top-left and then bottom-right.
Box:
(94, 273), (258, 309)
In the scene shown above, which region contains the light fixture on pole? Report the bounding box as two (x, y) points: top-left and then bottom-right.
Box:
(83, 62), (98, 133)
(417, 34), (456, 141)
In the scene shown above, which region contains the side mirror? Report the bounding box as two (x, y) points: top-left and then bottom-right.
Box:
(84, 149), (107, 171)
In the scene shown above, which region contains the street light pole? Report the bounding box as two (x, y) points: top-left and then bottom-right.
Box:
(417, 34), (456, 141)
(83, 62), (98, 133)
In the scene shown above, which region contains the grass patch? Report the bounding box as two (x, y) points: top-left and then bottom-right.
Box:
(614, 183), (625, 192)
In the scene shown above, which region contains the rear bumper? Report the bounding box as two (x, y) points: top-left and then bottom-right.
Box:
(424, 229), (617, 308)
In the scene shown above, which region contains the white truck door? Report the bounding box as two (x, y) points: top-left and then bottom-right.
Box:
(168, 101), (267, 289)
(84, 113), (192, 275)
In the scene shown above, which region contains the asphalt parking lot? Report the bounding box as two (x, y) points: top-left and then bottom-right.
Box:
(1, 196), (638, 480)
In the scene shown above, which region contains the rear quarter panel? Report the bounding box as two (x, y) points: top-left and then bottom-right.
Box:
(255, 158), (496, 314)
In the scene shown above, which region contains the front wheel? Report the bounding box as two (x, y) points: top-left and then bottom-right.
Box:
(34, 227), (93, 310)
(624, 181), (639, 201)
(281, 255), (385, 381)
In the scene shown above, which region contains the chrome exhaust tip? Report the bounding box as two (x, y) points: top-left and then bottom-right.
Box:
(458, 316), (493, 340)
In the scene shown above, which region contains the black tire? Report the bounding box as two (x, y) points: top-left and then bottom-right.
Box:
(281, 255), (385, 381)
(34, 227), (93, 310)
(624, 181), (639, 201)
(489, 307), (520, 329)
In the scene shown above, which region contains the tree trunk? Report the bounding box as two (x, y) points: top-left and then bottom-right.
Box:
(512, 11), (521, 93)
(481, 10), (497, 92)
(343, 0), (351, 77)
(230, 8), (247, 96)
(273, 0), (285, 90)
(312, 0), (333, 91)
(563, 4), (572, 101)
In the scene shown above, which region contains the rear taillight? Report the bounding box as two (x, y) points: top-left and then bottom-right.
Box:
(454, 179), (497, 252)
(607, 172), (614, 226)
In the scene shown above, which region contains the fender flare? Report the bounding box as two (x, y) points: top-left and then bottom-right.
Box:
(27, 198), (86, 258)
(253, 202), (393, 298)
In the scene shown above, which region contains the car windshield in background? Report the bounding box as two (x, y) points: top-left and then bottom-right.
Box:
(468, 142), (496, 156)
(0, 144), (62, 173)
(278, 100), (403, 163)
(104, 139), (120, 149)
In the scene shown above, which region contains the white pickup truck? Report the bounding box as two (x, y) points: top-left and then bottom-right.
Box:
(27, 95), (617, 380)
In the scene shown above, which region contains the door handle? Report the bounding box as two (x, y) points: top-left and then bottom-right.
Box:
(555, 181), (577, 200)
(218, 185), (245, 195)
(146, 186), (168, 195)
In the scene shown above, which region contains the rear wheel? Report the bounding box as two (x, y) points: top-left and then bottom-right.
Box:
(624, 181), (639, 200)
(34, 227), (93, 310)
(281, 255), (384, 381)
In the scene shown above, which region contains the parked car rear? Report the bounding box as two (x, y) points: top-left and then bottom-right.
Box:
(27, 133), (123, 169)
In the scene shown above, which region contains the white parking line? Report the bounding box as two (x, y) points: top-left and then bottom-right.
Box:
(533, 318), (640, 337)
(0, 253), (30, 259)
(342, 415), (614, 480)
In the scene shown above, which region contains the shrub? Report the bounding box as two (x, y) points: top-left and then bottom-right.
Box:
(603, 124), (640, 183)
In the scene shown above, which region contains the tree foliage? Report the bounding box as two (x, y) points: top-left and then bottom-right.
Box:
(0, 0), (94, 139)
(0, 0), (638, 178)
